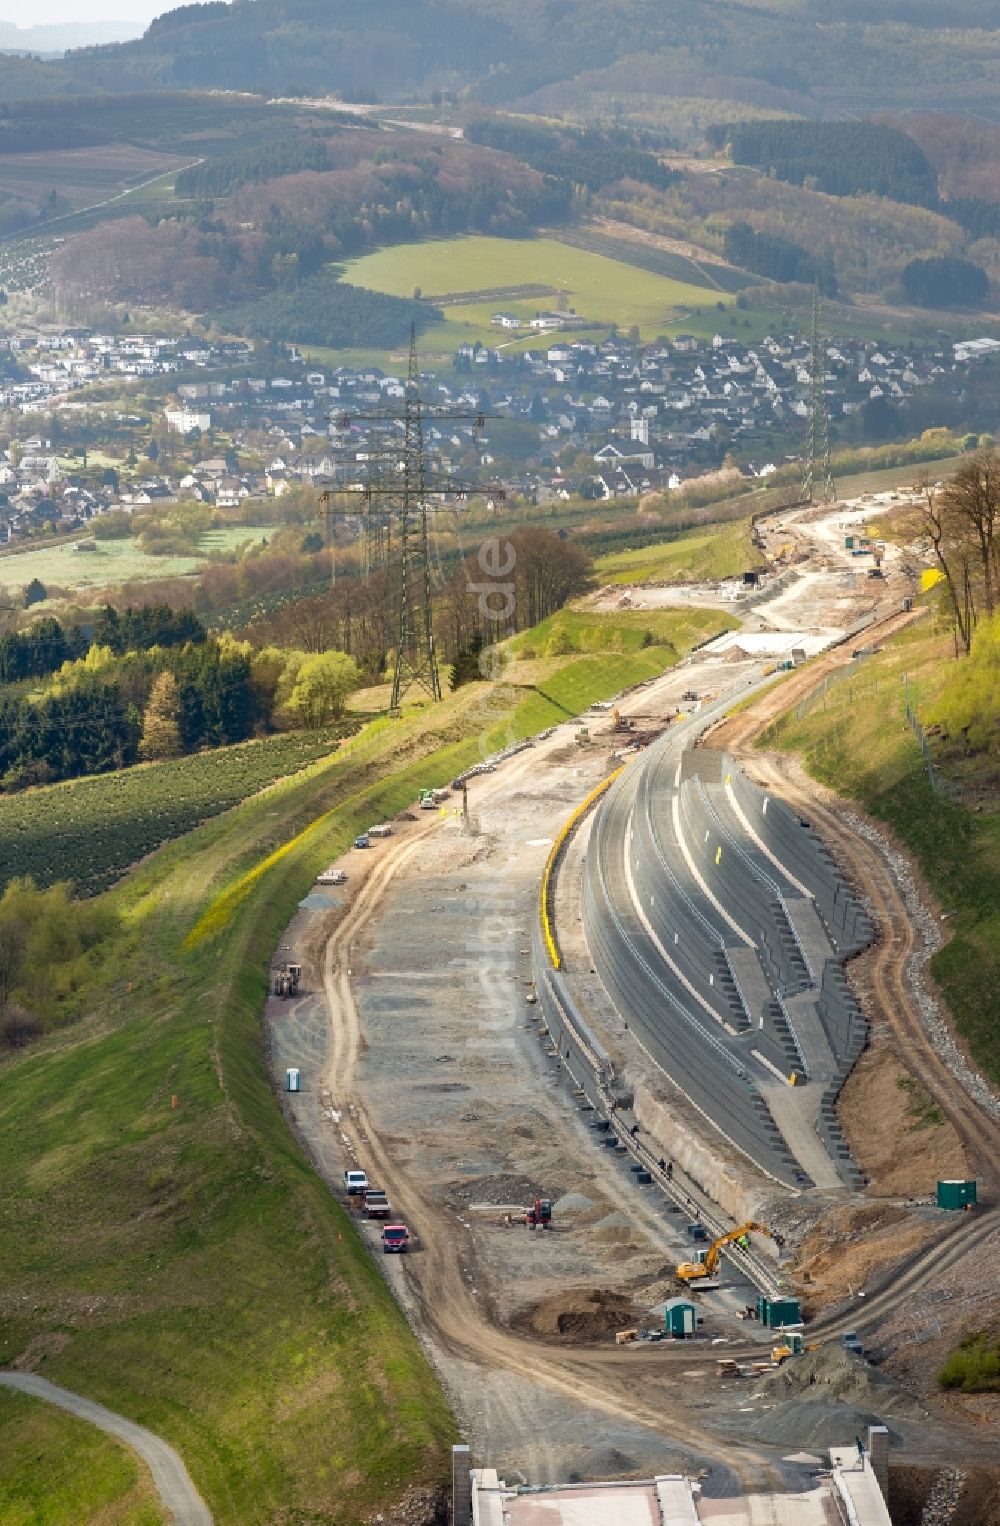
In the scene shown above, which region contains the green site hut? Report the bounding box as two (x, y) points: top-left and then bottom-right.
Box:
(663, 1297), (698, 1338)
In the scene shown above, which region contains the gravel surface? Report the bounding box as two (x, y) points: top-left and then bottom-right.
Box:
(842, 809), (1000, 1125)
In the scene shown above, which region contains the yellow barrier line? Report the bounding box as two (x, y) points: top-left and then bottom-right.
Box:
(540, 765), (625, 971)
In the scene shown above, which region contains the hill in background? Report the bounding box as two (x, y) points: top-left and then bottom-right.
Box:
(0, 20), (148, 56)
(0, 0), (998, 117)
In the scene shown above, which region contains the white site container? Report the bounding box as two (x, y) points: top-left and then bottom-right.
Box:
(285, 1067), (301, 1093)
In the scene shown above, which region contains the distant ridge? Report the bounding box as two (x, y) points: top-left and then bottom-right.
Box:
(0, 20), (147, 55)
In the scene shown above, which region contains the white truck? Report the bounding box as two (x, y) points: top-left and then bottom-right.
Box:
(368, 823), (393, 838)
(344, 1169), (368, 1197)
(363, 1189), (391, 1220)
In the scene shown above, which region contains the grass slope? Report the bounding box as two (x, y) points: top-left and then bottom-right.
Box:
(594, 519), (762, 585)
(510, 604), (735, 658)
(0, 1389), (164, 1525)
(760, 616), (1000, 1083)
(0, 614), (719, 1519)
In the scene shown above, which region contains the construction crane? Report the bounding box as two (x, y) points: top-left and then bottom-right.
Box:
(676, 1220), (780, 1281)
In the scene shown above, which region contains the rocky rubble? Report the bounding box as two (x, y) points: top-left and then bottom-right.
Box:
(366, 1485), (447, 1525)
(920, 1467), (967, 1526)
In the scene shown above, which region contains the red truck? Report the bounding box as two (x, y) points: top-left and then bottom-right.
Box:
(382, 1224), (410, 1254)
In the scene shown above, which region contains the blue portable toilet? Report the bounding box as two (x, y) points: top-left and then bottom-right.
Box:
(285, 1067), (301, 1093)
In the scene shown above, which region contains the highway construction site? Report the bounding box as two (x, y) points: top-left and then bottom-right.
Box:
(264, 492), (1000, 1512)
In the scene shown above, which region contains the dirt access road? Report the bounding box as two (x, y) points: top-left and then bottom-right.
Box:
(705, 667), (1000, 1418)
(266, 498), (999, 1486)
(267, 650), (987, 1490)
(270, 669), (807, 1493)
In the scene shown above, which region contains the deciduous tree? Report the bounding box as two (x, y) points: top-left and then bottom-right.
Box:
(140, 670), (183, 760)
(284, 651), (360, 726)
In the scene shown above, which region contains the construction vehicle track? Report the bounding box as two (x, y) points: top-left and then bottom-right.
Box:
(702, 611), (1000, 1344)
(293, 603), (997, 1483)
(314, 752), (784, 1492)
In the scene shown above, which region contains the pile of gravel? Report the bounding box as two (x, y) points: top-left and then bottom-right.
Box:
(554, 1192), (595, 1213)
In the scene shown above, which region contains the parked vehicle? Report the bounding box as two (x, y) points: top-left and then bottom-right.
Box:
(368, 824), (393, 838)
(272, 961), (301, 998)
(382, 1223), (410, 1254)
(354, 834), (371, 849)
(524, 1197), (552, 1230)
(841, 1330), (864, 1357)
(364, 1189), (391, 1219)
(344, 1169), (368, 1196)
(317, 866), (347, 886)
(686, 1222), (709, 1242)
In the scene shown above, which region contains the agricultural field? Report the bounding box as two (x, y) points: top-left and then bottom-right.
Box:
(594, 519), (763, 584)
(0, 727), (357, 897)
(343, 234), (732, 347)
(0, 144), (190, 214)
(0, 702), (477, 1522)
(832, 454), (965, 499)
(0, 526), (276, 597)
(553, 226), (754, 294)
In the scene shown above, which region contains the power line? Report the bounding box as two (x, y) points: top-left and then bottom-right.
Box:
(803, 287), (834, 504)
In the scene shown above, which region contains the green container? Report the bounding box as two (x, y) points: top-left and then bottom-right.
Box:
(663, 1298), (698, 1337)
(937, 1179), (977, 1211)
(757, 1295), (801, 1329)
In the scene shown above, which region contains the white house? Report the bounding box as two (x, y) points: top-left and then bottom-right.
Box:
(165, 408), (211, 435)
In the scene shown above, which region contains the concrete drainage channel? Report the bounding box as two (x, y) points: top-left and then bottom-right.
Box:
(530, 913), (780, 1301)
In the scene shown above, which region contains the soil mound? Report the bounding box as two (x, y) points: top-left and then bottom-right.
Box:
(755, 1344), (926, 1421)
(554, 1192), (594, 1213)
(750, 1399), (904, 1451)
(567, 1445), (640, 1482)
(518, 1288), (642, 1344)
(730, 1345), (929, 1452)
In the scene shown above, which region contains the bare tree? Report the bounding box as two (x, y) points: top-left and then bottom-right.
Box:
(940, 451), (1000, 620)
(913, 476), (974, 653)
(0, 915), (25, 1025)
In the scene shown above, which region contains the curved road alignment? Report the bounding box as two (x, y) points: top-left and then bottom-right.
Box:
(0, 1372), (212, 1526)
(539, 765), (623, 968)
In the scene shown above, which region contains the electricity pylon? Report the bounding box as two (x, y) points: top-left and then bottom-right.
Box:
(390, 326), (441, 710)
(320, 326), (502, 713)
(802, 287), (835, 503)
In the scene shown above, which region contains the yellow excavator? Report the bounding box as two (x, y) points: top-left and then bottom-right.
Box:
(677, 1221), (777, 1281)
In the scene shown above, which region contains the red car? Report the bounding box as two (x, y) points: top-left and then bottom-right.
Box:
(382, 1224), (409, 1254)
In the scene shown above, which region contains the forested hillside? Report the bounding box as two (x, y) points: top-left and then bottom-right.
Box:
(0, 0), (995, 116)
(50, 126), (568, 319)
(718, 121), (939, 204)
